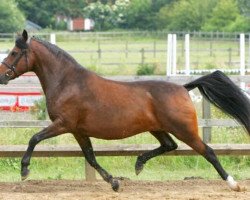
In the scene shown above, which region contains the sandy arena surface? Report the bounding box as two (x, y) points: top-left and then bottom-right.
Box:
(0, 179), (249, 200)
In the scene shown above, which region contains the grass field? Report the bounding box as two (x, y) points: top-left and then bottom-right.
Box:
(0, 123), (249, 182)
(0, 33), (249, 182)
(0, 34), (248, 75)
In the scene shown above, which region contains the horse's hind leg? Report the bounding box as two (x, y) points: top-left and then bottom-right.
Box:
(155, 89), (243, 191)
(172, 126), (243, 191)
(135, 131), (177, 175)
(73, 134), (120, 192)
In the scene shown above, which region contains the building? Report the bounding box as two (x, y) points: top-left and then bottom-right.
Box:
(25, 20), (42, 32)
(67, 17), (94, 31)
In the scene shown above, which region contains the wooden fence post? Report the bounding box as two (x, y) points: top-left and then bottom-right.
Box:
(85, 159), (96, 181)
(202, 98), (211, 143)
(141, 48), (145, 65)
(98, 41), (101, 59)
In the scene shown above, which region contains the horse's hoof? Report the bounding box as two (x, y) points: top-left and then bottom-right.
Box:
(21, 169), (30, 181)
(135, 160), (144, 175)
(111, 179), (120, 192)
(226, 175), (246, 192)
(231, 184), (246, 192)
(230, 184), (242, 192)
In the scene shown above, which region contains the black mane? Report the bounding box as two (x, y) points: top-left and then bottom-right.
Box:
(31, 36), (79, 65)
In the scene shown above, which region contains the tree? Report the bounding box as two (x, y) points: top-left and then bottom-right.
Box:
(83, 1), (112, 30)
(237, 0), (250, 18)
(16, 0), (56, 28)
(202, 0), (249, 32)
(16, 0), (87, 28)
(110, 0), (130, 28)
(125, 0), (153, 29)
(151, 0), (175, 13)
(0, 0), (25, 33)
(83, 0), (130, 30)
(54, 0), (87, 18)
(157, 0), (217, 31)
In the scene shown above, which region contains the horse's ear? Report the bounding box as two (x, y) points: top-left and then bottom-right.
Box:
(22, 30), (28, 42)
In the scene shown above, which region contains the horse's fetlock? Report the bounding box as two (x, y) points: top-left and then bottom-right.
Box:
(106, 175), (113, 183)
(111, 178), (120, 192)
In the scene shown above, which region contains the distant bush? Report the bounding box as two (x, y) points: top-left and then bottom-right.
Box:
(31, 96), (47, 120)
(136, 63), (156, 75)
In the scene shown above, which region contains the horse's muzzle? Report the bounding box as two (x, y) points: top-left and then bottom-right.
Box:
(0, 74), (11, 85)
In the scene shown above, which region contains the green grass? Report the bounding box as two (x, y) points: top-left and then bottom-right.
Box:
(0, 126), (249, 182)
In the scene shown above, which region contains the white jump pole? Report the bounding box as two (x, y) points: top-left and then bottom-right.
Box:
(167, 34), (173, 76)
(185, 34), (190, 75)
(240, 33), (245, 89)
(50, 33), (56, 45)
(172, 34), (177, 75)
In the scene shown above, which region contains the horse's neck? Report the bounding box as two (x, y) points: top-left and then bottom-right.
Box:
(32, 47), (88, 95)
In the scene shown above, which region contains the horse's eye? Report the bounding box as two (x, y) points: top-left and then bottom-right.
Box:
(11, 51), (18, 57)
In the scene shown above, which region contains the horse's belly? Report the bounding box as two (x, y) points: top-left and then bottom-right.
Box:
(81, 110), (159, 139)
(85, 125), (152, 139)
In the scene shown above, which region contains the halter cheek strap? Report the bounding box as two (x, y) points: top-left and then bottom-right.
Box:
(1, 49), (29, 78)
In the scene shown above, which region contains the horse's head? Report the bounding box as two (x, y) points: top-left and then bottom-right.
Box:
(0, 30), (33, 84)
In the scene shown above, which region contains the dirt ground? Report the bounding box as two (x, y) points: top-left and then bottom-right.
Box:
(0, 179), (249, 200)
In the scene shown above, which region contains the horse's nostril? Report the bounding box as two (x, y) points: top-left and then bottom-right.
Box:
(0, 74), (9, 85)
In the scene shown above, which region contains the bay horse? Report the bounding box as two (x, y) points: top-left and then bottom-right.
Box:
(0, 30), (249, 192)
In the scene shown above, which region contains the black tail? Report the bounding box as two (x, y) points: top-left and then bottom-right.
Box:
(184, 70), (250, 135)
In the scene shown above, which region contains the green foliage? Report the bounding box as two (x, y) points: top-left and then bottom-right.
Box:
(125, 0), (155, 29)
(0, 0), (25, 33)
(202, 0), (248, 32)
(83, 0), (130, 30)
(83, 0), (175, 30)
(157, 0), (217, 31)
(238, 0), (250, 17)
(55, 20), (67, 31)
(136, 63), (156, 75)
(16, 0), (56, 28)
(156, 0), (250, 32)
(31, 96), (47, 120)
(16, 0), (87, 28)
(8, 0), (250, 31)
(83, 1), (112, 30)
(110, 0), (130, 28)
(151, 0), (174, 12)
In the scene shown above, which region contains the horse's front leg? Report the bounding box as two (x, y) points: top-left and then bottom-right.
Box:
(74, 134), (120, 192)
(21, 119), (67, 180)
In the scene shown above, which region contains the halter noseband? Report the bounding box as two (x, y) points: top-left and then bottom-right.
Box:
(1, 48), (29, 78)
